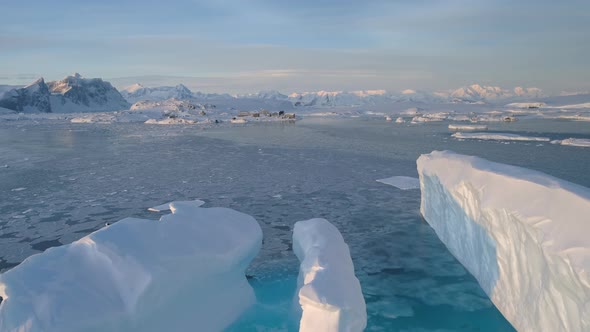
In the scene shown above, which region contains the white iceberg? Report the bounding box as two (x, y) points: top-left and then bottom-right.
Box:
(293, 218), (366, 332)
(376, 176), (420, 190)
(417, 150), (590, 332)
(448, 124), (488, 131)
(550, 138), (590, 147)
(452, 132), (550, 142)
(0, 203), (262, 332)
(148, 199), (205, 212)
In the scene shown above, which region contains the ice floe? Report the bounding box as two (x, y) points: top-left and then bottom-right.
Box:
(376, 176), (420, 190)
(148, 199), (205, 212)
(452, 132), (550, 142)
(448, 124), (488, 131)
(550, 138), (590, 147)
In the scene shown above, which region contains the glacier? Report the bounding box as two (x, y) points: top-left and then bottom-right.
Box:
(417, 150), (590, 331)
(0, 203), (262, 332)
(293, 218), (367, 332)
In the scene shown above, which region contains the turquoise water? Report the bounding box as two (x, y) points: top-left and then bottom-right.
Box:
(1, 118), (589, 330)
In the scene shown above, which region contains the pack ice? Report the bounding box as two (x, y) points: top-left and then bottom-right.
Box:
(417, 150), (590, 331)
(0, 202), (262, 332)
(293, 218), (367, 332)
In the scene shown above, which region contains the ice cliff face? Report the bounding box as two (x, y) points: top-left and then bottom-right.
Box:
(0, 74), (129, 113)
(417, 150), (590, 332)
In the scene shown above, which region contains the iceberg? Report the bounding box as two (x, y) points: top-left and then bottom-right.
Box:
(293, 218), (366, 332)
(551, 138), (590, 148)
(448, 124), (488, 131)
(0, 203), (262, 332)
(417, 151), (590, 331)
(452, 132), (550, 142)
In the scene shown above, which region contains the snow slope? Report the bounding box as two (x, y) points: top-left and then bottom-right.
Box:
(293, 218), (366, 332)
(417, 151), (590, 332)
(0, 203), (262, 332)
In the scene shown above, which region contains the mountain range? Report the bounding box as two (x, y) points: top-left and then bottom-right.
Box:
(2, 73), (585, 113)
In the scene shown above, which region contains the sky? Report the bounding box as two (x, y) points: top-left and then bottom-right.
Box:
(0, 0), (589, 94)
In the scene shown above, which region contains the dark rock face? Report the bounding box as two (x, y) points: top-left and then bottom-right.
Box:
(0, 78), (52, 113)
(0, 74), (129, 113)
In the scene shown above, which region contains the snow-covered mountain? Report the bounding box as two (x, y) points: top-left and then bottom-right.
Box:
(120, 83), (194, 103)
(447, 84), (543, 103)
(287, 90), (396, 107)
(395, 89), (446, 104)
(0, 78), (52, 113)
(238, 90), (289, 101)
(120, 83), (237, 104)
(116, 82), (550, 109)
(0, 74), (129, 113)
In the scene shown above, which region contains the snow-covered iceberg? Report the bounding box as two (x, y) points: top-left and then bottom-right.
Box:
(0, 203), (262, 332)
(293, 218), (366, 332)
(417, 150), (590, 332)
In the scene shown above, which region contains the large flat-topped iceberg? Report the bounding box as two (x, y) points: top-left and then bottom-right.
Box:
(417, 151), (590, 332)
(0, 203), (262, 332)
(293, 218), (366, 332)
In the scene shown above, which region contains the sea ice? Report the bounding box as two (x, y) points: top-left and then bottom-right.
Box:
(550, 138), (590, 147)
(417, 150), (590, 332)
(148, 199), (205, 212)
(448, 124), (488, 131)
(293, 218), (367, 332)
(0, 204), (262, 332)
(451, 132), (550, 142)
(376, 176), (420, 190)
(144, 118), (197, 125)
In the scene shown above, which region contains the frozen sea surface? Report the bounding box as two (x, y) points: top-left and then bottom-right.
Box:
(1, 118), (590, 331)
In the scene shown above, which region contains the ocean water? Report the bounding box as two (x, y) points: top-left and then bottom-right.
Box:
(1, 118), (589, 331)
